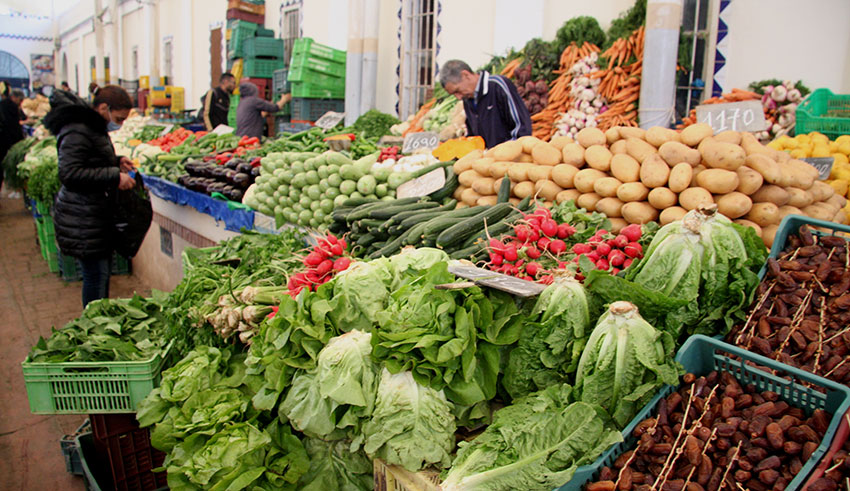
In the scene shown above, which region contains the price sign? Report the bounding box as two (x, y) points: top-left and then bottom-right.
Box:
(695, 100), (767, 133)
(396, 167), (446, 199)
(158, 124), (174, 137)
(447, 262), (546, 298)
(402, 131), (440, 153)
(314, 111), (346, 130)
(212, 124), (235, 135)
(802, 157), (834, 181)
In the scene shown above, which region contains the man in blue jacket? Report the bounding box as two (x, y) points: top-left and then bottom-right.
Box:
(439, 59), (532, 148)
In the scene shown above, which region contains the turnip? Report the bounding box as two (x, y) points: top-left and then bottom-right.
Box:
(771, 85), (787, 102)
(787, 89), (802, 103)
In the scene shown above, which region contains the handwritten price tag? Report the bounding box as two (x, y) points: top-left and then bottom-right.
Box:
(158, 124), (174, 137)
(314, 111), (345, 130)
(402, 131), (440, 153)
(396, 168), (446, 199)
(802, 157), (834, 181)
(695, 100), (767, 133)
(447, 262), (546, 298)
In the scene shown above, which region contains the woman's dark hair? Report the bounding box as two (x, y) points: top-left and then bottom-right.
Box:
(92, 85), (133, 110)
(88, 82), (99, 94)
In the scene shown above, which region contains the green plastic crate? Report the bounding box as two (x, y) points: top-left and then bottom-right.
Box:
(289, 51), (346, 79)
(287, 65), (345, 89)
(272, 68), (290, 95)
(257, 27), (274, 37)
(796, 88), (850, 139)
(244, 37), (283, 58)
(21, 341), (173, 414)
(35, 199), (51, 216)
(292, 37), (346, 64)
(226, 18), (259, 32)
(560, 335), (850, 491)
(757, 214), (850, 279)
(291, 97), (345, 122)
(112, 253), (131, 276)
(228, 94), (239, 128)
(243, 57), (285, 78)
(290, 81), (345, 99)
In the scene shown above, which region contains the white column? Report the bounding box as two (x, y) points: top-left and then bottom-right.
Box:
(93, 0), (106, 85)
(638, 0), (683, 129)
(344, 0), (364, 126)
(359, 0), (379, 117)
(110, 0), (120, 82)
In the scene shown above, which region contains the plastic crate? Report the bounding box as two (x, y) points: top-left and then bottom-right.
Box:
(112, 253), (132, 276)
(291, 81), (345, 99)
(225, 7), (263, 24)
(241, 76), (271, 100)
(796, 88), (850, 140)
(100, 426), (168, 491)
(289, 51), (346, 78)
(272, 68), (290, 95)
(292, 37), (347, 64)
(277, 120), (312, 135)
(560, 335), (850, 491)
(757, 214), (850, 278)
(35, 199), (51, 216)
(58, 251), (82, 282)
(61, 419), (91, 476)
(90, 413), (138, 441)
(243, 57), (285, 79)
(291, 97), (345, 122)
(228, 0), (264, 15)
(78, 433), (115, 491)
(228, 93), (239, 128)
(244, 37), (283, 58)
(373, 458), (440, 491)
(287, 64), (345, 89)
(21, 341), (173, 414)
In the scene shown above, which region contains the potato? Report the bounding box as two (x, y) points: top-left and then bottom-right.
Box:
(761, 224), (779, 247)
(785, 187), (813, 208)
(740, 132), (769, 156)
(518, 135), (544, 153)
(551, 164), (579, 189)
(574, 168), (607, 193)
(714, 130), (742, 145)
(508, 197), (521, 206)
(617, 182), (650, 202)
(777, 161), (815, 190)
(746, 202), (780, 227)
(734, 219), (763, 238)
(561, 143), (585, 167)
(477, 195), (499, 206)
(518, 153), (535, 163)
(809, 180), (835, 202)
(610, 139), (628, 155)
(472, 158), (493, 176)
(528, 165), (553, 182)
(691, 165), (706, 181)
(778, 205), (804, 220)
(626, 137), (657, 163)
(609, 218), (629, 233)
(639, 154), (670, 188)
(513, 181), (535, 199)
(488, 161), (510, 179)
(458, 170), (484, 187)
(770, 148), (791, 164)
(834, 210), (848, 225)
(585, 145), (613, 171)
(609, 154), (640, 183)
(594, 177), (623, 198)
(490, 140), (523, 161)
(456, 202), (469, 209)
(622, 202), (659, 224)
(680, 123), (713, 146)
(576, 127), (606, 148)
(827, 194), (848, 209)
(659, 141), (701, 167)
(576, 192), (602, 211)
(453, 185), (467, 200)
(803, 204), (835, 221)
(660, 206), (688, 225)
(507, 162), (533, 182)
(791, 158), (820, 181)
(556, 189), (581, 204)
(751, 185), (790, 206)
(735, 166), (763, 195)
(646, 127), (680, 147)
(617, 126), (646, 140)
(745, 154), (782, 185)
(542, 201), (555, 209)
(453, 150), (482, 173)
(716, 192), (753, 219)
(668, 163), (694, 193)
(605, 127), (620, 145)
(471, 177), (496, 195)
(460, 187), (483, 206)
(648, 187), (678, 210)
(534, 180), (563, 202)
(700, 139), (746, 171)
(679, 187), (714, 210)
(549, 135), (573, 151)
(695, 168), (740, 194)
(595, 197), (625, 218)
(531, 142), (561, 166)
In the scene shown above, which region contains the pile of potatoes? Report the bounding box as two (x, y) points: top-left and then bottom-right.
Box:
(452, 123), (848, 247)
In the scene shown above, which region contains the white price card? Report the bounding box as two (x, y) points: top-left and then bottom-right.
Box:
(695, 100), (767, 133)
(314, 111), (346, 130)
(402, 131), (440, 153)
(212, 124), (235, 135)
(396, 168), (446, 199)
(802, 157), (834, 181)
(158, 124), (174, 137)
(447, 262), (547, 298)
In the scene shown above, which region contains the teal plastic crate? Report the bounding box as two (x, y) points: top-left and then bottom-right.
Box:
(796, 88), (850, 139)
(287, 64), (345, 89)
(291, 97), (344, 122)
(290, 81), (345, 99)
(21, 341), (173, 414)
(757, 214), (850, 279)
(244, 37), (283, 58)
(560, 335), (850, 491)
(227, 93), (239, 128)
(243, 57), (285, 78)
(257, 27), (274, 37)
(58, 251), (82, 281)
(289, 51), (346, 79)
(272, 68), (290, 95)
(292, 37), (346, 64)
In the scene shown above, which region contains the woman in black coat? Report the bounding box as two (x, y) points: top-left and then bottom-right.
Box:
(43, 86), (136, 307)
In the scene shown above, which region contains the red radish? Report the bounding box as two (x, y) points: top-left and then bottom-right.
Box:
(521, 276), (534, 282)
(549, 239), (567, 255)
(623, 258), (634, 268)
(515, 259), (525, 268)
(333, 256), (352, 272)
(621, 224), (642, 242)
(526, 262), (541, 276)
(504, 246), (518, 262)
(528, 229), (540, 242)
(337, 238), (347, 250)
(576, 273), (585, 281)
(489, 238), (506, 255)
(586, 251), (600, 262)
(304, 251), (323, 267)
(558, 261), (567, 269)
(330, 243), (344, 256)
(537, 237), (551, 252)
(534, 207), (551, 219)
(572, 243), (592, 255)
(596, 258), (610, 271)
(316, 259), (334, 276)
(596, 229), (609, 237)
(611, 268), (621, 275)
(556, 224), (574, 239)
(596, 242), (612, 256)
(525, 246), (541, 259)
(515, 225), (530, 243)
(490, 253), (504, 266)
(609, 250), (625, 267)
(624, 243), (642, 258)
(527, 217), (541, 230)
(540, 219), (558, 237)
(305, 270), (321, 283)
(612, 234), (629, 249)
(326, 234), (339, 244)
(540, 275), (554, 285)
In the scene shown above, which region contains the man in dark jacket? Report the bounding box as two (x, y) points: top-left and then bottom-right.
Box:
(43, 87), (136, 307)
(236, 81), (290, 138)
(201, 72), (236, 130)
(439, 59), (532, 148)
(0, 89), (27, 193)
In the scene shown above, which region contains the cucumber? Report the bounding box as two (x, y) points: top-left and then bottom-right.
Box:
(460, 197), (532, 248)
(358, 218), (386, 230)
(422, 215), (468, 237)
(411, 160), (454, 178)
(403, 221), (431, 245)
(355, 232), (377, 247)
(369, 234), (405, 259)
(397, 210), (449, 231)
(450, 244), (486, 260)
(341, 197), (378, 207)
(383, 200), (458, 230)
(496, 173), (511, 203)
(429, 167), (458, 202)
(367, 201), (441, 220)
(436, 203), (514, 249)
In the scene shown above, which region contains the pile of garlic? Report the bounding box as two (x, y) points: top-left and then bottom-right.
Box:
(553, 53), (606, 137)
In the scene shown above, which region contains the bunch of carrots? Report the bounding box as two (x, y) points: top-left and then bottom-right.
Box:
(500, 57), (524, 79)
(677, 88), (761, 127)
(595, 26), (645, 130)
(403, 98), (437, 136)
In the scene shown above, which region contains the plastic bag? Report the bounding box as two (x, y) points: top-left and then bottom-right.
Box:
(113, 172), (152, 257)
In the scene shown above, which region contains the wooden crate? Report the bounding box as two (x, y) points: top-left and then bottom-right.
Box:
(373, 459), (441, 491)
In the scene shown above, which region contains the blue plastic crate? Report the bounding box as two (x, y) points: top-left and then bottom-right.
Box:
(60, 419), (91, 476)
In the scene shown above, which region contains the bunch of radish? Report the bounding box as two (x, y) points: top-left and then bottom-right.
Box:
(570, 223), (644, 280)
(288, 234), (353, 297)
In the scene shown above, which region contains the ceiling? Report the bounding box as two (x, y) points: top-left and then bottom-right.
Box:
(0, 0), (83, 18)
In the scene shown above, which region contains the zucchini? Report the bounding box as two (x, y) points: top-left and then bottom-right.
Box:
(367, 201), (440, 220)
(398, 210), (448, 231)
(429, 167), (458, 202)
(369, 234), (406, 259)
(450, 244), (486, 260)
(355, 232), (377, 247)
(436, 203), (514, 249)
(422, 215), (468, 237)
(403, 221), (431, 246)
(496, 173), (511, 203)
(342, 197), (379, 207)
(411, 160), (454, 178)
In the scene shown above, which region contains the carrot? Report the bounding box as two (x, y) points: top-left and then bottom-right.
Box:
(403, 98), (436, 136)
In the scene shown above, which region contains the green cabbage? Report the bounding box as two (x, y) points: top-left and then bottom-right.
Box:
(329, 258), (393, 332)
(574, 301), (681, 427)
(297, 439), (374, 491)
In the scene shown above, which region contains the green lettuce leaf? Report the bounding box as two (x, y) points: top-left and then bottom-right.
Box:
(298, 438), (374, 491)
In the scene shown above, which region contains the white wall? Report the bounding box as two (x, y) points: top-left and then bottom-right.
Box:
(0, 13), (56, 90)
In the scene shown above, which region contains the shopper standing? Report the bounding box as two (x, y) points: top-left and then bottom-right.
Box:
(236, 81), (290, 138)
(201, 72), (236, 131)
(43, 86), (136, 308)
(0, 88), (27, 194)
(439, 59), (532, 148)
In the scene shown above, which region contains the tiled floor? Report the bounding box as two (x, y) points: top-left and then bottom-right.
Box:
(0, 195), (151, 490)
